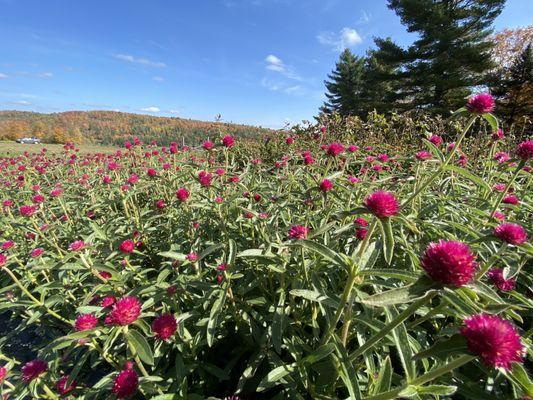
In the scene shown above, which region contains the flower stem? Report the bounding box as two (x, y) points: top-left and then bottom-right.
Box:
(489, 159), (526, 218)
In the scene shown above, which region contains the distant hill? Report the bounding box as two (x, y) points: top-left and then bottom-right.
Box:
(0, 110), (273, 146)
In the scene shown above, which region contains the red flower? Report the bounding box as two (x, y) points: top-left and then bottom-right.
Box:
(0, 366), (7, 383)
(187, 252), (198, 261)
(176, 188), (190, 202)
(460, 314), (524, 370)
(147, 168), (157, 177)
(21, 359), (48, 382)
(155, 199), (166, 209)
(0, 253), (7, 268)
(288, 225), (309, 239)
(198, 171), (212, 187)
(428, 135), (443, 146)
(285, 137), (294, 145)
(19, 205), (36, 217)
(203, 140), (214, 150)
(421, 240), (477, 287)
(487, 268), (516, 291)
(75, 314), (98, 331)
(119, 239), (135, 254)
(31, 248), (44, 258)
(502, 194), (519, 205)
(466, 93), (495, 114)
(494, 223), (527, 245)
(222, 135), (235, 148)
(492, 129), (504, 141)
(364, 190), (399, 218)
(354, 217), (369, 227)
(56, 375), (76, 396)
(516, 140), (533, 161)
(105, 296), (141, 326)
(326, 142), (344, 157)
(319, 179), (333, 193)
(355, 228), (368, 240)
(152, 314), (177, 340)
(112, 363), (138, 398)
(101, 296), (116, 308)
(416, 151), (432, 160)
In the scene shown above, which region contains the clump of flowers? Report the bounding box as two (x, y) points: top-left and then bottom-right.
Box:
(460, 314), (524, 370)
(421, 240), (477, 287)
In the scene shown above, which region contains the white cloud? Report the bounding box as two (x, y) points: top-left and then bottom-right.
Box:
(38, 72), (53, 78)
(264, 54), (301, 81)
(14, 100), (31, 105)
(169, 109), (180, 114)
(317, 27), (362, 51)
(358, 10), (371, 24)
(152, 76), (164, 82)
(0, 73), (7, 79)
(140, 106), (160, 113)
(0, 92), (38, 99)
(284, 85), (304, 95)
(114, 54), (166, 68)
(261, 78), (305, 96)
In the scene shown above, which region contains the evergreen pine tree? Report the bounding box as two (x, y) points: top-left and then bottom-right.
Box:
(373, 0), (506, 113)
(322, 49), (365, 116)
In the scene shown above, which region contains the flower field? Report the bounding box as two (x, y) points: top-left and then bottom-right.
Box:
(0, 96), (532, 399)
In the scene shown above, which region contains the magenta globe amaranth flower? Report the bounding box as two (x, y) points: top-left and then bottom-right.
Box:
(75, 314), (98, 331)
(105, 296), (141, 326)
(288, 225), (309, 239)
(319, 179), (333, 193)
(494, 223), (527, 245)
(487, 268), (516, 291)
(364, 190), (399, 218)
(152, 313), (177, 340)
(21, 359), (48, 382)
(516, 140), (533, 161)
(112, 362), (138, 398)
(326, 142), (345, 157)
(460, 314), (524, 370)
(466, 93), (495, 114)
(421, 240), (477, 287)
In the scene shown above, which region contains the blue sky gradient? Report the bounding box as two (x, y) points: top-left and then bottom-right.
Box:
(0, 0), (531, 127)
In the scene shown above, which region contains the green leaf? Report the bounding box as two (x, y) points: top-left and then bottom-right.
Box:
(207, 287), (227, 347)
(398, 385), (418, 397)
(127, 329), (154, 365)
(227, 239), (237, 266)
(385, 306), (416, 381)
(333, 338), (362, 400)
(444, 165), (491, 192)
(302, 343), (335, 365)
(371, 356), (392, 395)
(158, 251), (186, 261)
(361, 277), (437, 307)
(505, 363), (533, 396)
(271, 290), (285, 353)
(379, 218), (394, 265)
(289, 289), (338, 308)
(482, 113), (499, 133)
(294, 239), (349, 268)
(150, 395), (181, 400)
(257, 364), (295, 392)
(413, 334), (468, 360)
(417, 385), (457, 395)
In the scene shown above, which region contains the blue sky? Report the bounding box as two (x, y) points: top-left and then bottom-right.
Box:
(0, 0), (531, 128)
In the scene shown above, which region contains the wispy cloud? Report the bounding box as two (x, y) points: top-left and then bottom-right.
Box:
(317, 27), (363, 51)
(261, 78), (306, 96)
(358, 10), (371, 24)
(152, 76), (164, 82)
(38, 72), (53, 78)
(114, 54), (166, 68)
(264, 54), (301, 81)
(0, 92), (38, 99)
(169, 109), (181, 114)
(0, 73), (7, 79)
(140, 106), (160, 113)
(14, 100), (32, 105)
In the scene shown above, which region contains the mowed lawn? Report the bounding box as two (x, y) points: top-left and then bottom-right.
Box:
(0, 141), (118, 156)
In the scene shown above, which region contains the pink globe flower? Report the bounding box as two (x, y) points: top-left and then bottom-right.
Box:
(460, 314), (524, 370)
(319, 179), (333, 193)
(69, 240), (86, 252)
(0, 253), (7, 268)
(416, 151), (432, 160)
(56, 375), (76, 396)
(21, 359), (48, 382)
(203, 140), (214, 150)
(0, 366), (6, 383)
(112, 362), (138, 399)
(105, 296), (141, 326)
(198, 171), (212, 187)
(493, 223), (527, 245)
(502, 194), (519, 205)
(119, 239), (135, 254)
(487, 268), (516, 292)
(222, 135), (235, 148)
(19, 205), (36, 217)
(466, 93), (495, 114)
(31, 248), (44, 258)
(492, 129), (504, 141)
(176, 187), (190, 202)
(516, 140), (533, 161)
(428, 135), (443, 146)
(326, 142), (345, 157)
(355, 228), (368, 240)
(146, 168), (157, 178)
(421, 240), (477, 287)
(75, 314), (98, 331)
(288, 225), (309, 239)
(364, 190), (399, 218)
(152, 314), (177, 340)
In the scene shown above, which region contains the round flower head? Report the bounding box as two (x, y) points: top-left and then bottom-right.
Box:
(421, 240), (477, 287)
(428, 135), (443, 146)
(460, 313), (524, 370)
(502, 194), (519, 205)
(494, 223), (527, 245)
(119, 239), (135, 254)
(75, 314), (98, 331)
(112, 363), (138, 398)
(222, 135), (235, 148)
(319, 179), (333, 193)
(364, 190), (399, 218)
(0, 366), (7, 383)
(69, 240), (86, 252)
(105, 296), (141, 326)
(492, 129), (504, 141)
(21, 359), (48, 382)
(152, 314), (177, 340)
(203, 140), (214, 150)
(56, 375), (76, 396)
(516, 140), (533, 161)
(487, 268), (516, 292)
(466, 93), (495, 114)
(288, 225), (309, 240)
(176, 187), (190, 202)
(326, 142), (345, 157)
(0, 253), (7, 268)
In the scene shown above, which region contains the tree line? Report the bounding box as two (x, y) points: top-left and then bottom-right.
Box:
(322, 0), (532, 128)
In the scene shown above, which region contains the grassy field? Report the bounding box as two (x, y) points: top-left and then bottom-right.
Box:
(0, 141), (118, 155)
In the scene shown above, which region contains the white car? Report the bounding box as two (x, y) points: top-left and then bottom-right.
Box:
(15, 137), (42, 144)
